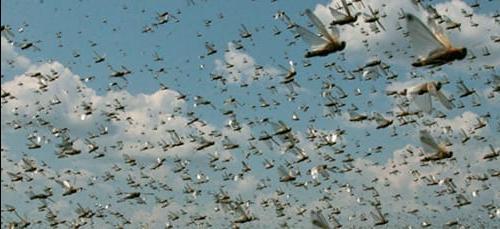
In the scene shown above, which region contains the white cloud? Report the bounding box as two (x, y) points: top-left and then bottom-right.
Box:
(1, 57), (217, 159)
(433, 110), (480, 132)
(1, 36), (31, 70)
(214, 42), (279, 84)
(386, 78), (425, 92)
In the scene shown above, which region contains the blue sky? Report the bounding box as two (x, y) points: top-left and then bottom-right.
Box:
(1, 0), (499, 228)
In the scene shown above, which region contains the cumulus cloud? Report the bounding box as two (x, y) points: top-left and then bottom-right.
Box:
(386, 78), (426, 92)
(1, 36), (31, 70)
(1, 52), (215, 161)
(214, 42), (279, 84)
(434, 110), (480, 132)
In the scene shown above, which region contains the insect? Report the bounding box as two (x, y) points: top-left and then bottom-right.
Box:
(419, 130), (453, 162)
(295, 9), (345, 58)
(405, 81), (454, 113)
(405, 13), (466, 67)
(329, 0), (361, 26)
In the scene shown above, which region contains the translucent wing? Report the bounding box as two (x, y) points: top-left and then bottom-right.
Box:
(349, 110), (359, 118)
(305, 9), (338, 42)
(329, 25), (340, 40)
(419, 130), (440, 152)
(405, 14), (445, 57)
(489, 144), (497, 154)
(278, 166), (289, 177)
(22, 158), (34, 167)
(289, 60), (295, 73)
(311, 210), (330, 229)
(428, 83), (454, 110)
(410, 91), (432, 113)
(371, 211), (381, 221)
(373, 112), (387, 126)
(442, 15), (454, 25)
(362, 68), (380, 80)
(424, 5), (440, 19)
(7, 172), (18, 178)
(241, 24), (249, 33)
(56, 180), (71, 189)
(123, 154), (133, 161)
(282, 13), (293, 24)
(275, 11), (295, 28)
(278, 64), (289, 72)
(341, 0), (352, 17)
(63, 180), (72, 189)
(235, 205), (248, 217)
(426, 17), (452, 48)
(4, 204), (16, 211)
(295, 24), (329, 49)
(456, 80), (469, 93)
(329, 7), (348, 21)
(318, 166), (329, 178)
(376, 19), (386, 31)
(320, 170), (329, 179)
(434, 91), (454, 109)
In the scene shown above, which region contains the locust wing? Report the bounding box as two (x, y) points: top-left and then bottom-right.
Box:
(311, 210), (330, 229)
(329, 7), (348, 21)
(341, 0), (352, 17)
(295, 24), (329, 50)
(427, 17), (452, 48)
(405, 13), (446, 58)
(428, 82), (454, 110)
(409, 87), (432, 113)
(419, 130), (440, 154)
(305, 9), (339, 42)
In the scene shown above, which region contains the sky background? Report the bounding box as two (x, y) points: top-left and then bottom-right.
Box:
(1, 0), (499, 228)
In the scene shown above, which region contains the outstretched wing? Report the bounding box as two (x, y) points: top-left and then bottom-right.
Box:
(419, 130), (440, 153)
(349, 110), (360, 118)
(311, 210), (330, 229)
(278, 165), (289, 177)
(405, 13), (446, 57)
(56, 180), (71, 189)
(63, 180), (72, 189)
(295, 24), (328, 49)
(428, 82), (454, 110)
(410, 90), (432, 113)
(489, 144), (497, 154)
(289, 60), (295, 73)
(426, 17), (452, 48)
(373, 112), (387, 126)
(305, 9), (338, 42)
(329, 7), (348, 21)
(275, 11), (295, 28)
(278, 64), (289, 73)
(341, 0), (352, 17)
